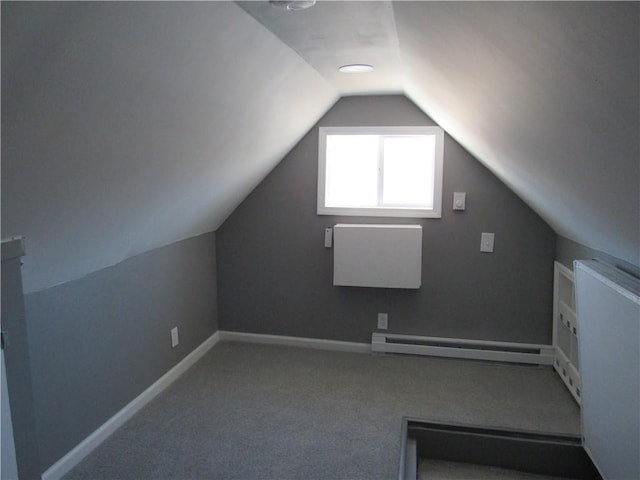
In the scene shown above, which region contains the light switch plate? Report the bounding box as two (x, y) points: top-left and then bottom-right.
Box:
(453, 192), (466, 210)
(480, 232), (495, 253)
(324, 227), (333, 248)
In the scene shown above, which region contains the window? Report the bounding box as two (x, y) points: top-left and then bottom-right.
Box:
(317, 126), (444, 218)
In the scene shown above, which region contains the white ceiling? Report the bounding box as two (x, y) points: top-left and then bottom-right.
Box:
(2, 1), (638, 293)
(238, 1), (404, 95)
(397, 2), (639, 269)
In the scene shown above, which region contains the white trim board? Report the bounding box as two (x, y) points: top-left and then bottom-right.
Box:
(41, 331), (221, 480)
(218, 331), (371, 354)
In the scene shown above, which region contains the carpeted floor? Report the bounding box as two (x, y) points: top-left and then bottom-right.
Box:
(64, 341), (580, 480)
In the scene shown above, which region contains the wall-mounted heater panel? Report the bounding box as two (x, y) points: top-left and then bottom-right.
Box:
(574, 260), (639, 480)
(333, 224), (422, 289)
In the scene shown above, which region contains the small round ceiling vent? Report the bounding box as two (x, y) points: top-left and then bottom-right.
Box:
(338, 64), (374, 73)
(269, 1), (316, 11)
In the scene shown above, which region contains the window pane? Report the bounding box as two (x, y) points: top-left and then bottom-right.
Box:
(382, 136), (435, 207)
(325, 135), (379, 207)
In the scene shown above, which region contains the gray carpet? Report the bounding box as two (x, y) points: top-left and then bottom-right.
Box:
(64, 341), (580, 480)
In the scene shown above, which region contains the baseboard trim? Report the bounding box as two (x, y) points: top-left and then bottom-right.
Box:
(41, 331), (221, 480)
(219, 330), (371, 354)
(372, 333), (554, 365)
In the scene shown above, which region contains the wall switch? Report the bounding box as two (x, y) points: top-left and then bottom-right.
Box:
(324, 227), (333, 248)
(480, 232), (495, 253)
(377, 312), (388, 330)
(171, 327), (179, 348)
(453, 192), (466, 210)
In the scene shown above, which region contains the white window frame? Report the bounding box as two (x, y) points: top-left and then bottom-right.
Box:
(317, 126), (444, 218)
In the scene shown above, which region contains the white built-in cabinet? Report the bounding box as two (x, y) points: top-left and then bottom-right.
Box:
(552, 261), (580, 404)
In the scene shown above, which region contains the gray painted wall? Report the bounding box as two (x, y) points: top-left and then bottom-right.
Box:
(24, 232), (218, 472)
(217, 95), (556, 345)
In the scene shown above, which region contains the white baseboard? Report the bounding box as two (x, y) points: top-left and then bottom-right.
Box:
(39, 329), (550, 479)
(41, 331), (221, 480)
(42, 330), (368, 479)
(219, 330), (371, 354)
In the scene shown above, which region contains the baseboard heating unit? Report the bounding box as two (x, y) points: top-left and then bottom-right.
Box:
(372, 333), (554, 365)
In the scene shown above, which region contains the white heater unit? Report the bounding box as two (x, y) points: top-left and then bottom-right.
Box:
(371, 333), (555, 365)
(333, 224), (422, 289)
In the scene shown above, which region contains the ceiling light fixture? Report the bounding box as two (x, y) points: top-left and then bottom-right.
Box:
(338, 64), (374, 74)
(269, 0), (316, 11)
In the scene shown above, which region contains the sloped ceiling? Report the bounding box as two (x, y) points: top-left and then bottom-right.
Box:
(2, 1), (638, 293)
(397, 2), (639, 270)
(2, 1), (338, 292)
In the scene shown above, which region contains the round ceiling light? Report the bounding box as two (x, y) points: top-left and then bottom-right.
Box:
(269, 0), (316, 11)
(338, 64), (374, 73)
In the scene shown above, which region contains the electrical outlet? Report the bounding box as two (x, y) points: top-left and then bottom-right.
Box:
(377, 313), (388, 330)
(171, 327), (179, 348)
